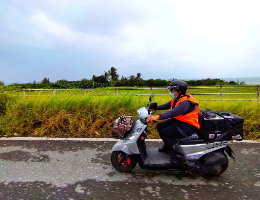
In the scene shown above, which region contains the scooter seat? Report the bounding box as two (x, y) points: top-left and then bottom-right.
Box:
(178, 133), (209, 145)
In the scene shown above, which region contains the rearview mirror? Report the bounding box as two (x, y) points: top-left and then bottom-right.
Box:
(149, 93), (154, 102)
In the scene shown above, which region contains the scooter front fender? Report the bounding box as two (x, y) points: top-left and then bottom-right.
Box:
(111, 139), (140, 155)
(112, 141), (132, 155)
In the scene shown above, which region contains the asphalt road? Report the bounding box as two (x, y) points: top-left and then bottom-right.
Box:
(0, 138), (259, 200)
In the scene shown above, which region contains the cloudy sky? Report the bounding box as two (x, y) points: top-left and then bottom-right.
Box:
(1, 0), (260, 84)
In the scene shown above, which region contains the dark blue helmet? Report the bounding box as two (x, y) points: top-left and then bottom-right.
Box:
(167, 80), (187, 94)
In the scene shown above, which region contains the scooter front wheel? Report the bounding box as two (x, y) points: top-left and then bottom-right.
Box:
(111, 151), (137, 172)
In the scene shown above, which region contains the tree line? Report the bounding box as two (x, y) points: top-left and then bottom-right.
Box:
(2, 67), (246, 89)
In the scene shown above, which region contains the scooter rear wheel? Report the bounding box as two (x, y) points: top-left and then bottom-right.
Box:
(201, 153), (229, 176)
(204, 163), (228, 176)
(111, 151), (137, 172)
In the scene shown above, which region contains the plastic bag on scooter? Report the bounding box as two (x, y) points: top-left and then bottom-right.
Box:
(112, 114), (133, 138)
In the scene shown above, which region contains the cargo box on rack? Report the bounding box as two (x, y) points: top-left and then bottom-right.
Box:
(198, 110), (244, 141)
(218, 111), (244, 140)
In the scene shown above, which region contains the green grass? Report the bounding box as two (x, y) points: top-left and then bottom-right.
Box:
(0, 87), (259, 140)
(21, 87), (260, 100)
(0, 93), (141, 138)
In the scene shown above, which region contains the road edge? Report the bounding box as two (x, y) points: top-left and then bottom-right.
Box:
(0, 137), (259, 143)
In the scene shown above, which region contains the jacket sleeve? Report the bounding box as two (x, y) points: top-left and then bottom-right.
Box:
(159, 100), (192, 120)
(156, 100), (172, 110)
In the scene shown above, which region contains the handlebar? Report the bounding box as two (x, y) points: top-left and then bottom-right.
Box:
(149, 102), (157, 110)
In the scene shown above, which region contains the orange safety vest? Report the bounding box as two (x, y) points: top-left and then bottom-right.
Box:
(171, 94), (200, 129)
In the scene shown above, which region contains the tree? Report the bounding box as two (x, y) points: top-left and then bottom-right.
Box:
(186, 80), (197, 86)
(93, 75), (108, 84)
(237, 79), (246, 85)
(54, 79), (69, 89)
(104, 71), (109, 82)
(229, 81), (237, 85)
(154, 79), (168, 86)
(41, 77), (50, 84)
(128, 75), (136, 86)
(108, 67), (119, 82)
(146, 79), (155, 87)
(120, 76), (128, 86)
(136, 73), (141, 79)
(56, 79), (68, 83)
(79, 78), (91, 89)
(0, 81), (4, 86)
(136, 73), (142, 86)
(32, 80), (37, 88)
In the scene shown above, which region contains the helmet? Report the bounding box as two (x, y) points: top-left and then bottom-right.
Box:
(168, 80), (187, 94)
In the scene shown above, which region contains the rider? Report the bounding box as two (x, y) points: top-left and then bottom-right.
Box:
(146, 80), (200, 164)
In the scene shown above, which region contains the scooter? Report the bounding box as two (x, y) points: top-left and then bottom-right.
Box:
(111, 94), (239, 176)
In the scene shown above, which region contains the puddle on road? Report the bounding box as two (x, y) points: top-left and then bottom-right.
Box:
(0, 150), (50, 162)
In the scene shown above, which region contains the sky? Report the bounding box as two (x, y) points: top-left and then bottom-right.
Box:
(1, 0), (260, 84)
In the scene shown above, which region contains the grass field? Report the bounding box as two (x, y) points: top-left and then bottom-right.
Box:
(0, 87), (259, 140)
(20, 86), (260, 100)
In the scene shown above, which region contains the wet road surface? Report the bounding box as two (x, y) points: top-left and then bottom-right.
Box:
(0, 139), (259, 200)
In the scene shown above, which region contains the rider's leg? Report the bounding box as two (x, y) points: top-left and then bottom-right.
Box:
(169, 143), (188, 164)
(158, 123), (188, 164)
(157, 119), (176, 152)
(158, 122), (184, 146)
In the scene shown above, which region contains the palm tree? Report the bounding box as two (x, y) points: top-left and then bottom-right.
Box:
(108, 67), (119, 82)
(104, 71), (109, 82)
(136, 73), (142, 86)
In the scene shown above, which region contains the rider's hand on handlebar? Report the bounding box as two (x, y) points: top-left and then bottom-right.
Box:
(146, 115), (159, 123)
